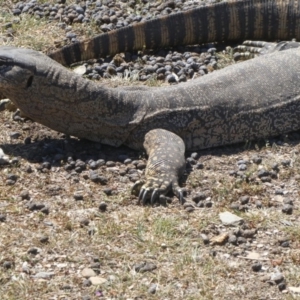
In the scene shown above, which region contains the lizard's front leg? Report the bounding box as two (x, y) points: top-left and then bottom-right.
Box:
(132, 129), (186, 205)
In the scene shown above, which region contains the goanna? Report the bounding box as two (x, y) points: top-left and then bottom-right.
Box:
(1, 0), (300, 204)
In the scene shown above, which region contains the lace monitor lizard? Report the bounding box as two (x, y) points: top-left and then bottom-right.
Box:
(1, 0), (300, 204)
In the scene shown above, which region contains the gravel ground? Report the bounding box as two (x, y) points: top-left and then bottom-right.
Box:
(1, 1), (300, 299)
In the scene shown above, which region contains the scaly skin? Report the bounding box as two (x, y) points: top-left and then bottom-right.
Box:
(3, 0), (300, 204)
(1, 45), (300, 203)
(48, 0), (300, 65)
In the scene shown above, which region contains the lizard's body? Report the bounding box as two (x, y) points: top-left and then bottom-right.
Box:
(1, 0), (300, 203)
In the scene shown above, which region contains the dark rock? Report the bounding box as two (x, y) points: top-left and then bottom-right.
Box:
(99, 202), (107, 212)
(282, 204), (293, 215)
(252, 262), (262, 272)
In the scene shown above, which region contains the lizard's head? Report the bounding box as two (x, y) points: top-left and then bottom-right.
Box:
(0, 46), (41, 98)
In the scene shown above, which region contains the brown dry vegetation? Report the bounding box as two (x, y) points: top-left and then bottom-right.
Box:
(1, 1), (300, 299)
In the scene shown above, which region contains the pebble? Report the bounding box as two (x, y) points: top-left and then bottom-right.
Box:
(192, 192), (207, 203)
(80, 218), (90, 227)
(3, 261), (13, 269)
(282, 204), (293, 215)
(9, 131), (21, 139)
(148, 283), (157, 294)
(0, 214), (6, 222)
(252, 262), (262, 272)
(270, 272), (284, 284)
(252, 155), (262, 164)
(32, 272), (55, 279)
(0, 148), (10, 165)
(89, 276), (107, 285)
(219, 211), (244, 226)
(239, 195), (249, 205)
(134, 262), (157, 273)
(39, 235), (49, 243)
(74, 191), (84, 200)
(81, 268), (97, 278)
(27, 203), (46, 211)
(99, 202), (107, 212)
(278, 282), (286, 291)
(27, 247), (39, 255)
(103, 187), (112, 195)
(83, 280), (92, 287)
(228, 234), (237, 245)
(20, 190), (30, 200)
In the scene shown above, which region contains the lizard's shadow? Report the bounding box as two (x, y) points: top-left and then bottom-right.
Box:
(2, 129), (300, 171)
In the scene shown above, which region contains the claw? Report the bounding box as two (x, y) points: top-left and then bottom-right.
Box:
(132, 180), (144, 196)
(178, 190), (185, 204)
(142, 189), (149, 205)
(138, 188), (145, 204)
(150, 189), (159, 205)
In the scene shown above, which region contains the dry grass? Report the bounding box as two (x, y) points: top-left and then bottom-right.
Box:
(1, 1), (300, 299)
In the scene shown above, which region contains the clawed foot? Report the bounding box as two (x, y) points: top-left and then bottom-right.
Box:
(233, 39), (300, 61)
(132, 176), (185, 205)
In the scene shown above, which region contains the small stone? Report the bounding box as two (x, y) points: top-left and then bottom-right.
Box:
(80, 218), (90, 227)
(7, 173), (18, 181)
(239, 195), (250, 204)
(9, 131), (21, 139)
(39, 235), (49, 243)
(81, 268), (97, 278)
(200, 234), (210, 245)
(241, 229), (256, 238)
(282, 204), (293, 215)
(89, 276), (107, 285)
(103, 188), (112, 196)
(278, 282), (286, 291)
(28, 203), (45, 211)
(237, 237), (247, 244)
(192, 192), (206, 203)
(0, 214), (6, 222)
(270, 272), (284, 284)
(32, 272), (55, 279)
(6, 179), (15, 185)
(185, 206), (195, 213)
(82, 280), (92, 287)
(41, 207), (50, 215)
(228, 234), (237, 245)
(74, 192), (83, 200)
(27, 247), (39, 255)
(204, 200), (213, 207)
(99, 202), (107, 212)
(20, 190), (30, 200)
(148, 283), (157, 294)
(0, 148), (10, 165)
(252, 155), (262, 164)
(256, 201), (263, 208)
(230, 202), (240, 210)
(135, 262), (157, 273)
(161, 243), (167, 249)
(281, 159), (291, 167)
(238, 164), (247, 171)
(252, 262), (262, 272)
(283, 198), (293, 205)
(257, 169), (270, 178)
(3, 261), (13, 269)
(219, 211), (244, 226)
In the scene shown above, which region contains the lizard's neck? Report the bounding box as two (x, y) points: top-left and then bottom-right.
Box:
(8, 65), (143, 146)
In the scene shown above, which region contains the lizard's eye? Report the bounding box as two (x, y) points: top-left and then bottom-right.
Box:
(26, 75), (34, 88)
